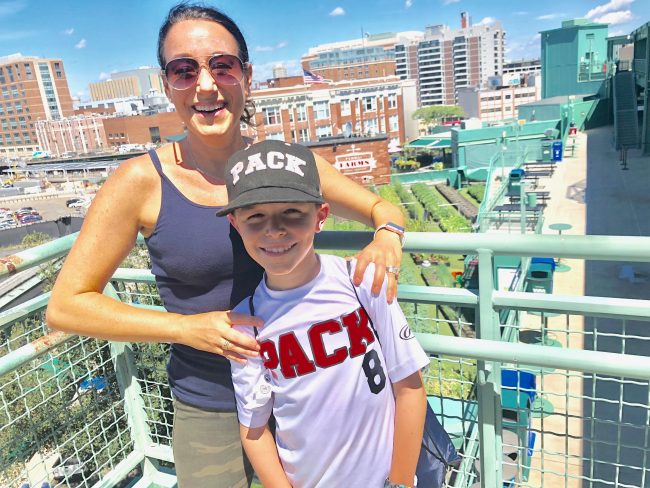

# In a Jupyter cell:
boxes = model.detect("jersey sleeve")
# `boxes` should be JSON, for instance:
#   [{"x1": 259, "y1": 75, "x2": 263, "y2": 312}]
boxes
[
  {"x1": 229, "y1": 300, "x2": 274, "y2": 428},
  {"x1": 351, "y1": 260, "x2": 430, "y2": 383}
]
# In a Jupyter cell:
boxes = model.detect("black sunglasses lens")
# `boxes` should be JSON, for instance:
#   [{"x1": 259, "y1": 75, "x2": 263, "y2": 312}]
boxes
[{"x1": 166, "y1": 58, "x2": 200, "y2": 89}]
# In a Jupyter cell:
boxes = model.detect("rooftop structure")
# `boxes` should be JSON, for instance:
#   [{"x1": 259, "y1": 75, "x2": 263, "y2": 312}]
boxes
[{"x1": 88, "y1": 67, "x2": 164, "y2": 102}]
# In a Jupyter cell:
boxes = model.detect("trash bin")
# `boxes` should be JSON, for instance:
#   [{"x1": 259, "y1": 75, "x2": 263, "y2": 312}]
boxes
[
  {"x1": 552, "y1": 141, "x2": 563, "y2": 161},
  {"x1": 541, "y1": 141, "x2": 552, "y2": 162},
  {"x1": 508, "y1": 168, "x2": 525, "y2": 193},
  {"x1": 526, "y1": 257, "x2": 555, "y2": 293},
  {"x1": 526, "y1": 192, "x2": 537, "y2": 207}
]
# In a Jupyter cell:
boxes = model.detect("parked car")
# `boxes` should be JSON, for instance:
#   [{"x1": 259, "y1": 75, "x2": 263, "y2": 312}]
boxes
[
  {"x1": 66, "y1": 198, "x2": 84, "y2": 207},
  {"x1": 16, "y1": 207, "x2": 33, "y2": 212},
  {"x1": 19, "y1": 214, "x2": 42, "y2": 225},
  {"x1": 67, "y1": 198, "x2": 89, "y2": 208}
]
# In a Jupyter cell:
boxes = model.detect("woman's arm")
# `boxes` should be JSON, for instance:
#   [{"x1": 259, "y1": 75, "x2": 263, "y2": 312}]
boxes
[
  {"x1": 389, "y1": 371, "x2": 427, "y2": 486},
  {"x1": 46, "y1": 154, "x2": 261, "y2": 362},
  {"x1": 240, "y1": 424, "x2": 292, "y2": 488},
  {"x1": 315, "y1": 154, "x2": 405, "y2": 302}
]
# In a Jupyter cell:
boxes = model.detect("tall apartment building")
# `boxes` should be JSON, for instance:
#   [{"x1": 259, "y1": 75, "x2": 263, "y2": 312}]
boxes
[
  {"x1": 301, "y1": 31, "x2": 423, "y2": 82},
  {"x1": 0, "y1": 53, "x2": 73, "y2": 158},
  {"x1": 89, "y1": 67, "x2": 164, "y2": 101},
  {"x1": 503, "y1": 59, "x2": 541, "y2": 76},
  {"x1": 395, "y1": 15, "x2": 505, "y2": 106},
  {"x1": 241, "y1": 76, "x2": 416, "y2": 146}
]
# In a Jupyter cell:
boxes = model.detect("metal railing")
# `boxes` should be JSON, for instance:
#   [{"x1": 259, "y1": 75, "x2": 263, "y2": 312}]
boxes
[{"x1": 1, "y1": 232, "x2": 650, "y2": 487}]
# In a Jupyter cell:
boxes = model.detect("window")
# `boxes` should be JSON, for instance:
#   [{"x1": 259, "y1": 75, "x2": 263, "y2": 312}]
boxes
[
  {"x1": 299, "y1": 128, "x2": 309, "y2": 142},
  {"x1": 314, "y1": 101, "x2": 330, "y2": 120},
  {"x1": 315, "y1": 125, "x2": 332, "y2": 138},
  {"x1": 363, "y1": 96, "x2": 376, "y2": 111},
  {"x1": 388, "y1": 93, "x2": 397, "y2": 109},
  {"x1": 19, "y1": 117, "x2": 26, "y2": 129},
  {"x1": 363, "y1": 118, "x2": 378, "y2": 135},
  {"x1": 288, "y1": 110, "x2": 294, "y2": 123},
  {"x1": 11, "y1": 86, "x2": 18, "y2": 98},
  {"x1": 2, "y1": 88, "x2": 8, "y2": 100},
  {"x1": 0, "y1": 105, "x2": 3, "y2": 115},
  {"x1": 296, "y1": 104, "x2": 306, "y2": 121},
  {"x1": 340, "y1": 99, "x2": 351, "y2": 116},
  {"x1": 263, "y1": 107, "x2": 281, "y2": 125},
  {"x1": 389, "y1": 115, "x2": 399, "y2": 132},
  {"x1": 149, "y1": 126, "x2": 161, "y2": 143},
  {"x1": 24, "y1": 63, "x2": 33, "y2": 80},
  {"x1": 265, "y1": 131, "x2": 284, "y2": 141}
]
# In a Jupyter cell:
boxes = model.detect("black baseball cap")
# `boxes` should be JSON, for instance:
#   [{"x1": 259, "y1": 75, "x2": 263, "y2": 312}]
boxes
[{"x1": 216, "y1": 140, "x2": 325, "y2": 216}]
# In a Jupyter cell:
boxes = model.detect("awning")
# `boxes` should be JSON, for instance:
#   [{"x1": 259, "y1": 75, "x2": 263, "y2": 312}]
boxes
[
  {"x1": 404, "y1": 137, "x2": 452, "y2": 149},
  {"x1": 166, "y1": 133, "x2": 187, "y2": 142}
]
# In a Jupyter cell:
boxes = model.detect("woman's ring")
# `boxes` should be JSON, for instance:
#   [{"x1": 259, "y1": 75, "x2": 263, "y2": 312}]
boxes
[
  {"x1": 222, "y1": 339, "x2": 231, "y2": 351},
  {"x1": 386, "y1": 265, "x2": 401, "y2": 275}
]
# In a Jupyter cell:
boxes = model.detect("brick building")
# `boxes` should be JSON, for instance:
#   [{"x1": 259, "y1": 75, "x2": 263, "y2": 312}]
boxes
[
  {"x1": 102, "y1": 112, "x2": 185, "y2": 147},
  {"x1": 243, "y1": 75, "x2": 415, "y2": 147},
  {"x1": 305, "y1": 135, "x2": 391, "y2": 186},
  {"x1": 0, "y1": 53, "x2": 74, "y2": 158}
]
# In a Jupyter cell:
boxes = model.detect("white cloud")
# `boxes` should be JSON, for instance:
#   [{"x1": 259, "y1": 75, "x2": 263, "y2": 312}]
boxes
[
  {"x1": 476, "y1": 17, "x2": 496, "y2": 26},
  {"x1": 405, "y1": 0, "x2": 413, "y2": 7},
  {"x1": 592, "y1": 10, "x2": 633, "y2": 24},
  {"x1": 609, "y1": 28, "x2": 626, "y2": 36},
  {"x1": 329, "y1": 7, "x2": 345, "y2": 16},
  {"x1": 586, "y1": 0, "x2": 633, "y2": 19},
  {"x1": 64, "y1": 28, "x2": 74, "y2": 35},
  {"x1": 536, "y1": 13, "x2": 565, "y2": 20},
  {"x1": 255, "y1": 41, "x2": 288, "y2": 52},
  {"x1": 75, "y1": 38, "x2": 87, "y2": 49},
  {"x1": 513, "y1": 11, "x2": 528, "y2": 16},
  {"x1": 98, "y1": 72, "x2": 110, "y2": 81},
  {"x1": 0, "y1": 0, "x2": 26, "y2": 17},
  {"x1": 505, "y1": 33, "x2": 541, "y2": 61},
  {"x1": 443, "y1": 0, "x2": 460, "y2": 4}
]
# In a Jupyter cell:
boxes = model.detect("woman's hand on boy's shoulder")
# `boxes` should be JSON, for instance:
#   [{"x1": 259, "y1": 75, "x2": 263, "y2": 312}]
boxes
[
  {"x1": 176, "y1": 311, "x2": 263, "y2": 363},
  {"x1": 351, "y1": 230, "x2": 402, "y2": 303}
]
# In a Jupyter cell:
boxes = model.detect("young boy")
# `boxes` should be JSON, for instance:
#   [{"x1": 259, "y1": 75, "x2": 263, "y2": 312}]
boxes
[{"x1": 218, "y1": 140, "x2": 429, "y2": 488}]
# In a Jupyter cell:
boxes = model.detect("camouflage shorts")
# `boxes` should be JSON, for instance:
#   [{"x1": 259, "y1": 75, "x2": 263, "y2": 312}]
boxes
[{"x1": 172, "y1": 399, "x2": 254, "y2": 488}]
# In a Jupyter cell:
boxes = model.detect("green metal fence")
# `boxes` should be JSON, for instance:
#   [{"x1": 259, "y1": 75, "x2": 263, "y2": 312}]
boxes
[{"x1": 1, "y1": 232, "x2": 650, "y2": 488}]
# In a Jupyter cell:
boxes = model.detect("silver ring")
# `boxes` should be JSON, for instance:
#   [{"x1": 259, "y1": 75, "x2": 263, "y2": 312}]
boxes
[
  {"x1": 386, "y1": 265, "x2": 401, "y2": 275},
  {"x1": 222, "y1": 339, "x2": 231, "y2": 351}
]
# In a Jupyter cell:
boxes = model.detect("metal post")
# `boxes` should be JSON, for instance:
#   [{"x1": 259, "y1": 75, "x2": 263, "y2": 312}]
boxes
[
  {"x1": 476, "y1": 249, "x2": 502, "y2": 488},
  {"x1": 519, "y1": 180, "x2": 526, "y2": 234}
]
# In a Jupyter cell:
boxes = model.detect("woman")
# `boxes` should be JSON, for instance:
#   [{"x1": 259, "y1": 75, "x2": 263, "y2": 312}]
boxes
[{"x1": 46, "y1": 3, "x2": 405, "y2": 487}]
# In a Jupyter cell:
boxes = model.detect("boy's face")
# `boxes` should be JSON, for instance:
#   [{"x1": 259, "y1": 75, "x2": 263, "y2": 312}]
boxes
[{"x1": 228, "y1": 202, "x2": 330, "y2": 289}]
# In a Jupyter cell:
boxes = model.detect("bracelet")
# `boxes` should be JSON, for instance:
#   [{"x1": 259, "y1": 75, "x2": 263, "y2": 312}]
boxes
[{"x1": 374, "y1": 222, "x2": 405, "y2": 248}]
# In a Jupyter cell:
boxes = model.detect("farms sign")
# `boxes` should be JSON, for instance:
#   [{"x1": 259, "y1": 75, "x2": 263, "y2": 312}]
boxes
[{"x1": 334, "y1": 150, "x2": 377, "y2": 175}]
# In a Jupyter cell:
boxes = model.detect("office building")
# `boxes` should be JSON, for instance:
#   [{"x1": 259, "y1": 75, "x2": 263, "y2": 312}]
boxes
[
  {"x1": 0, "y1": 53, "x2": 74, "y2": 158},
  {"x1": 395, "y1": 15, "x2": 506, "y2": 106},
  {"x1": 301, "y1": 31, "x2": 423, "y2": 82},
  {"x1": 89, "y1": 67, "x2": 164, "y2": 101},
  {"x1": 503, "y1": 59, "x2": 541, "y2": 76}
]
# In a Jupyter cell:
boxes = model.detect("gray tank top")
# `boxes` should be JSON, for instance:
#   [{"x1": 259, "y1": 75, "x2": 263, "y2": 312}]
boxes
[{"x1": 144, "y1": 149, "x2": 263, "y2": 410}]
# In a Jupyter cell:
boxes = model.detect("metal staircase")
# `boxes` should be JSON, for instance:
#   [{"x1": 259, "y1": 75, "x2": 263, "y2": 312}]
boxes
[{"x1": 613, "y1": 70, "x2": 640, "y2": 149}]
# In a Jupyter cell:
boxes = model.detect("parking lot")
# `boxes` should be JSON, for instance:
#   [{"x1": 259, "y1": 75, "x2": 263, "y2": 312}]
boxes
[{"x1": 2, "y1": 195, "x2": 89, "y2": 222}]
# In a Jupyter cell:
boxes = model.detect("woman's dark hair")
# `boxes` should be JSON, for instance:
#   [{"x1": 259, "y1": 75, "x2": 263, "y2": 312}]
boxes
[{"x1": 158, "y1": 2, "x2": 255, "y2": 124}]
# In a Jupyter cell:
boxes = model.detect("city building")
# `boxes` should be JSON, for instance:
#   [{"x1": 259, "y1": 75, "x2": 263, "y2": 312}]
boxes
[
  {"x1": 457, "y1": 76, "x2": 541, "y2": 122},
  {"x1": 88, "y1": 67, "x2": 164, "y2": 101},
  {"x1": 241, "y1": 75, "x2": 417, "y2": 147},
  {"x1": 540, "y1": 19, "x2": 609, "y2": 98},
  {"x1": 395, "y1": 14, "x2": 506, "y2": 106},
  {"x1": 35, "y1": 115, "x2": 109, "y2": 156},
  {"x1": 0, "y1": 53, "x2": 74, "y2": 158},
  {"x1": 301, "y1": 31, "x2": 423, "y2": 82},
  {"x1": 102, "y1": 112, "x2": 184, "y2": 147},
  {"x1": 502, "y1": 59, "x2": 541, "y2": 76}
]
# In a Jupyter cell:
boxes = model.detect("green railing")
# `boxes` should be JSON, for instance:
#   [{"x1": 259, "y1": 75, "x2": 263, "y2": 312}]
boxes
[{"x1": 1, "y1": 232, "x2": 650, "y2": 488}]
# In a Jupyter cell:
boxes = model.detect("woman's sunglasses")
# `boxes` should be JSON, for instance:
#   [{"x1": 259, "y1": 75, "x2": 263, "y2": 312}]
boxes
[{"x1": 163, "y1": 54, "x2": 247, "y2": 90}]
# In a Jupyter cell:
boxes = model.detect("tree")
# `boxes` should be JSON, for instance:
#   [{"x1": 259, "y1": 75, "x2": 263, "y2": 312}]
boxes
[{"x1": 412, "y1": 105, "x2": 465, "y2": 125}]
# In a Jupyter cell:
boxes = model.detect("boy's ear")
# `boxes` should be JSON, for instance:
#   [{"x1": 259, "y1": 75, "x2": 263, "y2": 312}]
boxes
[
  {"x1": 315, "y1": 203, "x2": 330, "y2": 233},
  {"x1": 227, "y1": 213, "x2": 239, "y2": 231}
]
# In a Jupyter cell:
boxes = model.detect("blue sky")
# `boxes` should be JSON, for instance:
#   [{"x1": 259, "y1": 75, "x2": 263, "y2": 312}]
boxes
[{"x1": 1, "y1": 0, "x2": 648, "y2": 101}]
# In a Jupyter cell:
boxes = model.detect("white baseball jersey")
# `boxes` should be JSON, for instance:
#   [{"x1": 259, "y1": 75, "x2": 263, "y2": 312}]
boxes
[{"x1": 230, "y1": 254, "x2": 429, "y2": 488}]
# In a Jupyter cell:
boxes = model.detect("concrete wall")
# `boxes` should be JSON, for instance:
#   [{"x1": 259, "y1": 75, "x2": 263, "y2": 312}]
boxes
[{"x1": 0, "y1": 217, "x2": 83, "y2": 248}]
